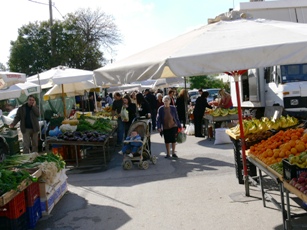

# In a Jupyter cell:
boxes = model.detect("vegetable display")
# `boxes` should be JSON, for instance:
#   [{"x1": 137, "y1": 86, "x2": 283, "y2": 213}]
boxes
[
  {"x1": 0, "y1": 153, "x2": 66, "y2": 195},
  {"x1": 76, "y1": 116, "x2": 113, "y2": 133},
  {"x1": 0, "y1": 169, "x2": 31, "y2": 196}
]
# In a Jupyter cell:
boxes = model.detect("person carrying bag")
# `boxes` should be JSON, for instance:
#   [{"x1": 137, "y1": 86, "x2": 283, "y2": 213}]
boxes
[{"x1": 121, "y1": 106, "x2": 129, "y2": 122}]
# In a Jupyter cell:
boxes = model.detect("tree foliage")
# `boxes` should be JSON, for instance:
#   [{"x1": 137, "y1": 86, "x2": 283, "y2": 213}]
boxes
[
  {"x1": 189, "y1": 75, "x2": 227, "y2": 90},
  {"x1": 8, "y1": 8, "x2": 121, "y2": 76}
]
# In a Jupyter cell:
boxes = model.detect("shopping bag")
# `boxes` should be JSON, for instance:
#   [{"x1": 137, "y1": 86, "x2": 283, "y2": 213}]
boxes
[
  {"x1": 176, "y1": 131, "x2": 187, "y2": 144},
  {"x1": 185, "y1": 123, "x2": 195, "y2": 135},
  {"x1": 121, "y1": 106, "x2": 129, "y2": 122}
]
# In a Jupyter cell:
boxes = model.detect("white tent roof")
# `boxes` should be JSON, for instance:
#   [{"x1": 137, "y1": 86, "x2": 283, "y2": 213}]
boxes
[
  {"x1": 0, "y1": 82, "x2": 41, "y2": 100},
  {"x1": 94, "y1": 17, "x2": 307, "y2": 84}
]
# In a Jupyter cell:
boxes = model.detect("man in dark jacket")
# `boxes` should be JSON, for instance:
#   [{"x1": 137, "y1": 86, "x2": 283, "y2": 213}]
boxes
[
  {"x1": 9, "y1": 95, "x2": 40, "y2": 153},
  {"x1": 193, "y1": 91, "x2": 212, "y2": 137},
  {"x1": 144, "y1": 89, "x2": 157, "y2": 130}
]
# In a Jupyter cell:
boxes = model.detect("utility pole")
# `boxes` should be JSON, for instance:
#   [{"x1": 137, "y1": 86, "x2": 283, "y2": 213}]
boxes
[{"x1": 49, "y1": 0, "x2": 55, "y2": 59}]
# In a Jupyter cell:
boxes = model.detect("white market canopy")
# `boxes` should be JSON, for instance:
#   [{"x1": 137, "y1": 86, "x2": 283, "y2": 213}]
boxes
[
  {"x1": 94, "y1": 16, "x2": 307, "y2": 84},
  {"x1": 107, "y1": 84, "x2": 142, "y2": 93},
  {"x1": 43, "y1": 80, "x2": 100, "y2": 101},
  {"x1": 27, "y1": 66, "x2": 94, "y2": 89},
  {"x1": 0, "y1": 72, "x2": 27, "y2": 90},
  {"x1": 0, "y1": 82, "x2": 41, "y2": 100},
  {"x1": 132, "y1": 77, "x2": 185, "y2": 90}
]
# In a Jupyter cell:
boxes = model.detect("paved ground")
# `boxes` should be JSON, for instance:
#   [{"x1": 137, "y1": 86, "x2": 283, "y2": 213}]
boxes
[{"x1": 35, "y1": 131, "x2": 307, "y2": 230}]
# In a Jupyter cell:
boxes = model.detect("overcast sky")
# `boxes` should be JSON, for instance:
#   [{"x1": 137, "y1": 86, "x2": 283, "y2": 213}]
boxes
[{"x1": 1, "y1": 0, "x2": 253, "y2": 68}]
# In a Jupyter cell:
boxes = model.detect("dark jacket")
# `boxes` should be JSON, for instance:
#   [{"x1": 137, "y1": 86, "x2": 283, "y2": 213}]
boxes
[
  {"x1": 156, "y1": 105, "x2": 182, "y2": 130},
  {"x1": 138, "y1": 100, "x2": 151, "y2": 117},
  {"x1": 175, "y1": 96, "x2": 186, "y2": 121},
  {"x1": 126, "y1": 103, "x2": 137, "y2": 124},
  {"x1": 145, "y1": 93, "x2": 157, "y2": 112},
  {"x1": 193, "y1": 96, "x2": 212, "y2": 118},
  {"x1": 12, "y1": 103, "x2": 40, "y2": 133}
]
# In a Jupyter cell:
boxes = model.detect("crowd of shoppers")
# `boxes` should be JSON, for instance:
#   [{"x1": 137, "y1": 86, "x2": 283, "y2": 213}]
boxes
[{"x1": 108, "y1": 87, "x2": 228, "y2": 158}]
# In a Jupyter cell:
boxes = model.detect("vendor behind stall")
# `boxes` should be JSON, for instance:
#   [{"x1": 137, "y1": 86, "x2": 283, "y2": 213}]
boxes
[{"x1": 218, "y1": 89, "x2": 233, "y2": 109}]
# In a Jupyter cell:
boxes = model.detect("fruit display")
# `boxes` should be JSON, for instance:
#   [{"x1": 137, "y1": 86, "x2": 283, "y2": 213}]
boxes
[
  {"x1": 289, "y1": 151, "x2": 307, "y2": 168},
  {"x1": 245, "y1": 131, "x2": 273, "y2": 142},
  {"x1": 270, "y1": 161, "x2": 283, "y2": 175},
  {"x1": 207, "y1": 107, "x2": 238, "y2": 116},
  {"x1": 95, "y1": 105, "x2": 113, "y2": 118},
  {"x1": 269, "y1": 151, "x2": 307, "y2": 176},
  {"x1": 289, "y1": 172, "x2": 307, "y2": 194},
  {"x1": 249, "y1": 128, "x2": 306, "y2": 165},
  {"x1": 229, "y1": 115, "x2": 299, "y2": 136}
]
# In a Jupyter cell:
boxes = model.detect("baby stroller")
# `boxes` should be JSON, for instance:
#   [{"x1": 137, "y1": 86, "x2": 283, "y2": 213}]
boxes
[{"x1": 122, "y1": 117, "x2": 157, "y2": 170}]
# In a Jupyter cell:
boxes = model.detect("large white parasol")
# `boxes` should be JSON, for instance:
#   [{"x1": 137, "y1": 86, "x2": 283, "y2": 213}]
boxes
[
  {"x1": 93, "y1": 14, "x2": 307, "y2": 195},
  {"x1": 0, "y1": 72, "x2": 27, "y2": 90}
]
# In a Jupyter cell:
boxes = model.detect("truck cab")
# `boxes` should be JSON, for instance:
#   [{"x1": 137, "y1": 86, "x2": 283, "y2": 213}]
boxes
[{"x1": 231, "y1": 63, "x2": 307, "y2": 118}]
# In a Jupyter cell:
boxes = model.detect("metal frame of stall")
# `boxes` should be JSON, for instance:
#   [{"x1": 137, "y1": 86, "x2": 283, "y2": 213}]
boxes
[{"x1": 45, "y1": 128, "x2": 116, "y2": 168}]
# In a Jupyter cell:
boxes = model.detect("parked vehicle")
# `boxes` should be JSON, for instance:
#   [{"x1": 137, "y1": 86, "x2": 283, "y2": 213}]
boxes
[
  {"x1": 230, "y1": 63, "x2": 307, "y2": 118},
  {"x1": 188, "y1": 88, "x2": 220, "y2": 104}
]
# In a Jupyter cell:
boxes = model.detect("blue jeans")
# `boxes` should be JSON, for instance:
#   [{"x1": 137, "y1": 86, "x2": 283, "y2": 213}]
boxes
[
  {"x1": 117, "y1": 118, "x2": 125, "y2": 145},
  {"x1": 122, "y1": 144, "x2": 139, "y2": 154}
]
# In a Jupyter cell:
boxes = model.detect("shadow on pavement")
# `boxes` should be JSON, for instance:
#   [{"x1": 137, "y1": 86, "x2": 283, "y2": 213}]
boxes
[{"x1": 35, "y1": 191, "x2": 131, "y2": 230}]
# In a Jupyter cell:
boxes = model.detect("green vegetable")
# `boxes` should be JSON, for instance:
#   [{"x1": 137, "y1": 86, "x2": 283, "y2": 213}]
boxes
[
  {"x1": 33, "y1": 153, "x2": 65, "y2": 171},
  {"x1": 0, "y1": 169, "x2": 31, "y2": 195}
]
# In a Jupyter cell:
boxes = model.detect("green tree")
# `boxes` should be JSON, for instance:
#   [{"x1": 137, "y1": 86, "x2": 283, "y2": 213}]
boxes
[
  {"x1": 8, "y1": 8, "x2": 121, "y2": 76},
  {"x1": 189, "y1": 75, "x2": 226, "y2": 89}
]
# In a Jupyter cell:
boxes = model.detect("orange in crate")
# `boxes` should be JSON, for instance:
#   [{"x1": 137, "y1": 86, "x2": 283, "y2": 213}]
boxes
[{"x1": 52, "y1": 146, "x2": 66, "y2": 160}]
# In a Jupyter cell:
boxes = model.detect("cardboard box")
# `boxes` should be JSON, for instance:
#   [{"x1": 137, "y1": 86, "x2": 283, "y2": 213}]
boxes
[{"x1": 40, "y1": 179, "x2": 67, "y2": 215}]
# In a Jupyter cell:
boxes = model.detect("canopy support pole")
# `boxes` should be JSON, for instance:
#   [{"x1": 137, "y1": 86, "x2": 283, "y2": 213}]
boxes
[
  {"x1": 61, "y1": 84, "x2": 67, "y2": 117},
  {"x1": 233, "y1": 73, "x2": 249, "y2": 196}
]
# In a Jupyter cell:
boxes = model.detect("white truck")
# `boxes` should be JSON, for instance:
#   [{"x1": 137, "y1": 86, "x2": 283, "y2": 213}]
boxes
[{"x1": 230, "y1": 0, "x2": 307, "y2": 118}]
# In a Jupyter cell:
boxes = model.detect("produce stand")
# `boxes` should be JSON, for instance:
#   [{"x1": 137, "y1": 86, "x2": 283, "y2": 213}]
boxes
[
  {"x1": 203, "y1": 114, "x2": 238, "y2": 139},
  {"x1": 247, "y1": 153, "x2": 307, "y2": 230},
  {"x1": 45, "y1": 127, "x2": 116, "y2": 168},
  {"x1": 226, "y1": 129, "x2": 257, "y2": 184},
  {"x1": 0, "y1": 168, "x2": 42, "y2": 206}
]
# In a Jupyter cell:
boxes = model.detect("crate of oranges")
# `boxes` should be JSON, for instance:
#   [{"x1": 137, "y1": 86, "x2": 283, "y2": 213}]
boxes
[{"x1": 249, "y1": 128, "x2": 307, "y2": 166}]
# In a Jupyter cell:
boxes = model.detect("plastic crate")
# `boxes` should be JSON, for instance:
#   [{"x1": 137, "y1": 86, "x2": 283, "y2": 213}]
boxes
[
  {"x1": 25, "y1": 182, "x2": 40, "y2": 207},
  {"x1": 26, "y1": 197, "x2": 42, "y2": 229},
  {"x1": 283, "y1": 159, "x2": 307, "y2": 181},
  {"x1": 0, "y1": 212, "x2": 27, "y2": 230},
  {"x1": 0, "y1": 191, "x2": 26, "y2": 219}
]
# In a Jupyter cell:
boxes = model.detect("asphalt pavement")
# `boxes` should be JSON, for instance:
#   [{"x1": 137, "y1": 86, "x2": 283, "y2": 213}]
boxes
[{"x1": 34, "y1": 131, "x2": 306, "y2": 230}]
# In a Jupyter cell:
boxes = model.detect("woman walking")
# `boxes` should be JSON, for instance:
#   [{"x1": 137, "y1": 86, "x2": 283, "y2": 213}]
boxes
[{"x1": 156, "y1": 95, "x2": 182, "y2": 159}]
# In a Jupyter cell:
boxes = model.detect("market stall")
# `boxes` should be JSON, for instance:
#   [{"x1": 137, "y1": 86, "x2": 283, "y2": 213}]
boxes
[
  {"x1": 226, "y1": 114, "x2": 307, "y2": 229},
  {"x1": 45, "y1": 114, "x2": 117, "y2": 168},
  {"x1": 0, "y1": 153, "x2": 67, "y2": 229},
  {"x1": 202, "y1": 107, "x2": 238, "y2": 139}
]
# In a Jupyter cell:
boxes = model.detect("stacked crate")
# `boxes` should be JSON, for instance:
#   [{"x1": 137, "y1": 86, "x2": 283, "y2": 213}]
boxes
[
  {"x1": 25, "y1": 182, "x2": 42, "y2": 229},
  {"x1": 0, "y1": 191, "x2": 27, "y2": 230}
]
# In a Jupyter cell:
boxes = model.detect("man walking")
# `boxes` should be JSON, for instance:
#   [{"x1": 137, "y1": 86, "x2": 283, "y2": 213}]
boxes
[{"x1": 9, "y1": 95, "x2": 40, "y2": 153}]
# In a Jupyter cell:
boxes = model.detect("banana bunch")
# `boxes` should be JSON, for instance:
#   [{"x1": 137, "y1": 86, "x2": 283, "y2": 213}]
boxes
[
  {"x1": 210, "y1": 108, "x2": 221, "y2": 116},
  {"x1": 229, "y1": 115, "x2": 299, "y2": 136},
  {"x1": 103, "y1": 106, "x2": 112, "y2": 112},
  {"x1": 228, "y1": 108, "x2": 238, "y2": 114},
  {"x1": 209, "y1": 107, "x2": 238, "y2": 117}
]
